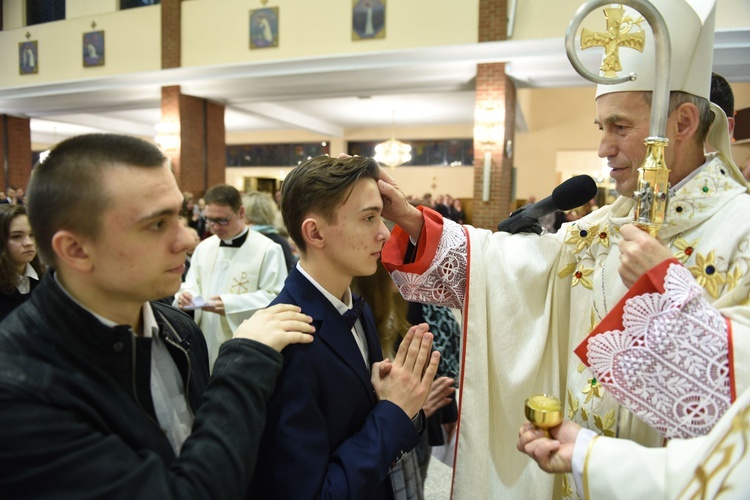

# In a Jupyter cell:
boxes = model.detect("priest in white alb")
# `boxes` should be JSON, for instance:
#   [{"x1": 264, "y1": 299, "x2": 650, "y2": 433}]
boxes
[
  {"x1": 176, "y1": 185, "x2": 286, "y2": 371},
  {"x1": 380, "y1": 0, "x2": 750, "y2": 498}
]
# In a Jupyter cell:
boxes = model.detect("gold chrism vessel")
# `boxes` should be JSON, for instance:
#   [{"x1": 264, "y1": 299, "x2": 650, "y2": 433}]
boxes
[{"x1": 525, "y1": 394, "x2": 563, "y2": 438}]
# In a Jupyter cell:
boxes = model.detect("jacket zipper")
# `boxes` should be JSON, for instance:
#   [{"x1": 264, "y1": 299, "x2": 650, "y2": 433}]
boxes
[
  {"x1": 157, "y1": 312, "x2": 195, "y2": 419},
  {"x1": 129, "y1": 328, "x2": 160, "y2": 428}
]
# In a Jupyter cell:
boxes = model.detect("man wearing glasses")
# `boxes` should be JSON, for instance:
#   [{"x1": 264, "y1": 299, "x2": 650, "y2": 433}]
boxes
[{"x1": 176, "y1": 184, "x2": 287, "y2": 370}]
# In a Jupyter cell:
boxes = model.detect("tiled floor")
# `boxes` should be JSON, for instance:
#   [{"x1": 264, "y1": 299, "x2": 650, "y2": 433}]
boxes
[{"x1": 423, "y1": 455, "x2": 452, "y2": 500}]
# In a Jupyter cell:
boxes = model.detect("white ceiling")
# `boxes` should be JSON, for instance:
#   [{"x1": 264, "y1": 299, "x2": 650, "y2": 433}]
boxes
[{"x1": 1, "y1": 31, "x2": 748, "y2": 145}]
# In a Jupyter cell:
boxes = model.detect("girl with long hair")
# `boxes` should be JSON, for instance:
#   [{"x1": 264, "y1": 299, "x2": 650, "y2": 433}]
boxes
[{"x1": 0, "y1": 204, "x2": 44, "y2": 321}]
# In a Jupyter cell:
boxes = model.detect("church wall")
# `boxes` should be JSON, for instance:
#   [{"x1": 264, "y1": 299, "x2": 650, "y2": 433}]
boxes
[
  {"x1": 0, "y1": 5, "x2": 161, "y2": 86},
  {"x1": 2, "y1": 0, "x2": 23, "y2": 29},
  {"x1": 67, "y1": 0, "x2": 119, "y2": 19},
  {"x1": 181, "y1": 0, "x2": 479, "y2": 67},
  {"x1": 513, "y1": 86, "x2": 598, "y2": 200}
]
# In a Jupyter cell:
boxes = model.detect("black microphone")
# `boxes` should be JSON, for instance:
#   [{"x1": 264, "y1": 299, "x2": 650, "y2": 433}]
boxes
[{"x1": 497, "y1": 175, "x2": 598, "y2": 234}]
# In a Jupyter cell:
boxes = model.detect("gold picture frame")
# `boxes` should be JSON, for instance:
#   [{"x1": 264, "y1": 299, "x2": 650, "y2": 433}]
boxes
[
  {"x1": 250, "y1": 7, "x2": 279, "y2": 49},
  {"x1": 19, "y1": 41, "x2": 38, "y2": 75},
  {"x1": 83, "y1": 31, "x2": 105, "y2": 67}
]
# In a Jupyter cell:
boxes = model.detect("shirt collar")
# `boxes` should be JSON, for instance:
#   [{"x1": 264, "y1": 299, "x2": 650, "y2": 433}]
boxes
[
  {"x1": 54, "y1": 272, "x2": 157, "y2": 337},
  {"x1": 221, "y1": 226, "x2": 249, "y2": 246},
  {"x1": 22, "y1": 263, "x2": 38, "y2": 280},
  {"x1": 295, "y1": 262, "x2": 353, "y2": 315}
]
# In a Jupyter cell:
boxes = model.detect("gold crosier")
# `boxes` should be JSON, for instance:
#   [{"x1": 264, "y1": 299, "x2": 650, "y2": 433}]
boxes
[
  {"x1": 520, "y1": 0, "x2": 674, "y2": 446},
  {"x1": 568, "y1": 1, "x2": 672, "y2": 237}
]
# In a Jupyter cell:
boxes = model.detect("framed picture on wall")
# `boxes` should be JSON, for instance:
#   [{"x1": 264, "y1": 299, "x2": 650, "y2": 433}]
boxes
[
  {"x1": 83, "y1": 31, "x2": 105, "y2": 67},
  {"x1": 352, "y1": 0, "x2": 385, "y2": 41},
  {"x1": 19, "y1": 41, "x2": 38, "y2": 75},
  {"x1": 250, "y1": 7, "x2": 279, "y2": 49}
]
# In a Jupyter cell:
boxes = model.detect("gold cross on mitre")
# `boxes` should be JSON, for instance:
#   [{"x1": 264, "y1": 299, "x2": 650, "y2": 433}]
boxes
[{"x1": 580, "y1": 5, "x2": 646, "y2": 78}]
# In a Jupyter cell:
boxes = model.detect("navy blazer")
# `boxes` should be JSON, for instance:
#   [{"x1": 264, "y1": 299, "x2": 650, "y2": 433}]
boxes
[{"x1": 248, "y1": 267, "x2": 420, "y2": 500}]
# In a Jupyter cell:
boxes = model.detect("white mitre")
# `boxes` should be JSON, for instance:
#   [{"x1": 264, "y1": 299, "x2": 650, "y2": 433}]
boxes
[
  {"x1": 590, "y1": 0, "x2": 743, "y2": 183},
  {"x1": 593, "y1": 0, "x2": 714, "y2": 100}
]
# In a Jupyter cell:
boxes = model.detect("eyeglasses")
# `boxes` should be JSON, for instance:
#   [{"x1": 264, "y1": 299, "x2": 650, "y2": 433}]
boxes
[{"x1": 205, "y1": 213, "x2": 235, "y2": 226}]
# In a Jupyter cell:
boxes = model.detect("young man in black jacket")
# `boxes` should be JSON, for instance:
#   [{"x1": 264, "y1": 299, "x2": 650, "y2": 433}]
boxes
[{"x1": 0, "y1": 134, "x2": 314, "y2": 498}]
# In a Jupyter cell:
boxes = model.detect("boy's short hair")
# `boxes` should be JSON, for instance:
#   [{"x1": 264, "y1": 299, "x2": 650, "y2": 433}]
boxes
[
  {"x1": 280, "y1": 155, "x2": 379, "y2": 253},
  {"x1": 27, "y1": 134, "x2": 165, "y2": 266},
  {"x1": 204, "y1": 184, "x2": 242, "y2": 211}
]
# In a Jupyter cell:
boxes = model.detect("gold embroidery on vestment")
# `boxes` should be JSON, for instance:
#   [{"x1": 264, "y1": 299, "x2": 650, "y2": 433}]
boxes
[
  {"x1": 689, "y1": 251, "x2": 726, "y2": 298},
  {"x1": 230, "y1": 272, "x2": 250, "y2": 294}
]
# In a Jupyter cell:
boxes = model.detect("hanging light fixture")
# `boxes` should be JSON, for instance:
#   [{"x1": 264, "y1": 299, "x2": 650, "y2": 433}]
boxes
[
  {"x1": 474, "y1": 102, "x2": 505, "y2": 202},
  {"x1": 154, "y1": 121, "x2": 181, "y2": 153},
  {"x1": 374, "y1": 111, "x2": 411, "y2": 169}
]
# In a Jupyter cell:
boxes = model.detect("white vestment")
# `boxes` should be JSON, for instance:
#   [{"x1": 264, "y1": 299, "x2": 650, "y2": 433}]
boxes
[
  {"x1": 584, "y1": 384, "x2": 750, "y2": 499},
  {"x1": 383, "y1": 154, "x2": 750, "y2": 499},
  {"x1": 176, "y1": 231, "x2": 286, "y2": 370}
]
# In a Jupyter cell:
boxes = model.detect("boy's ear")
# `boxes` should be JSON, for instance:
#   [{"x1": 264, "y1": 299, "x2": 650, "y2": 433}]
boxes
[
  {"x1": 301, "y1": 216, "x2": 325, "y2": 249},
  {"x1": 51, "y1": 230, "x2": 94, "y2": 272}
]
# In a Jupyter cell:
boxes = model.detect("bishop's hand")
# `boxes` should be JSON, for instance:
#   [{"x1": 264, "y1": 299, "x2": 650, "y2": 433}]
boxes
[
  {"x1": 618, "y1": 224, "x2": 673, "y2": 288},
  {"x1": 516, "y1": 420, "x2": 580, "y2": 474}
]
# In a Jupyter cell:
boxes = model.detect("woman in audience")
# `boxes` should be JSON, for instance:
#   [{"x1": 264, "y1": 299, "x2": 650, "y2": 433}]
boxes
[
  {"x1": 451, "y1": 198, "x2": 466, "y2": 224},
  {"x1": 0, "y1": 205, "x2": 44, "y2": 321},
  {"x1": 243, "y1": 190, "x2": 297, "y2": 271}
]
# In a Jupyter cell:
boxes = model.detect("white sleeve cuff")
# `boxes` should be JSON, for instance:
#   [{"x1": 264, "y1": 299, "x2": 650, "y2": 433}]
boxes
[{"x1": 572, "y1": 428, "x2": 597, "y2": 500}]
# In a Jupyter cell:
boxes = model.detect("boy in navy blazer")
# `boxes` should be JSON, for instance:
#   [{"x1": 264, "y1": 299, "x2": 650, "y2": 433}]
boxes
[{"x1": 249, "y1": 155, "x2": 440, "y2": 499}]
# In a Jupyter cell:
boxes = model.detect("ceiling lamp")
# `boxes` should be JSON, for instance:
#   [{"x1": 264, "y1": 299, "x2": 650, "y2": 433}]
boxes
[
  {"x1": 374, "y1": 111, "x2": 411, "y2": 169},
  {"x1": 154, "y1": 121, "x2": 181, "y2": 153}
]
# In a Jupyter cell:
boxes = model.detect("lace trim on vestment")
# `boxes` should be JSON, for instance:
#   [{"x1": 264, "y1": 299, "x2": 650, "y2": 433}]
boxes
[
  {"x1": 586, "y1": 263, "x2": 731, "y2": 439},
  {"x1": 390, "y1": 219, "x2": 467, "y2": 310}
]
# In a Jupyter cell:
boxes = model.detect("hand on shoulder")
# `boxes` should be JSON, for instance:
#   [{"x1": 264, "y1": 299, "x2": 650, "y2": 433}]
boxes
[{"x1": 234, "y1": 304, "x2": 315, "y2": 352}]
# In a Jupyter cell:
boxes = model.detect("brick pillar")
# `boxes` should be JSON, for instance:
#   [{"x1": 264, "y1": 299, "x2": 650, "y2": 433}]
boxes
[
  {"x1": 161, "y1": 86, "x2": 225, "y2": 197},
  {"x1": 160, "y1": 1, "x2": 225, "y2": 197},
  {"x1": 204, "y1": 100, "x2": 227, "y2": 190},
  {"x1": 161, "y1": 0, "x2": 181, "y2": 69},
  {"x1": 0, "y1": 115, "x2": 32, "y2": 193},
  {"x1": 472, "y1": 0, "x2": 515, "y2": 231}
]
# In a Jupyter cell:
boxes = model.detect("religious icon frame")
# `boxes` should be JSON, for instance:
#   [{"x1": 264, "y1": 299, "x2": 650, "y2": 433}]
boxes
[
  {"x1": 19, "y1": 41, "x2": 39, "y2": 75},
  {"x1": 352, "y1": 0, "x2": 386, "y2": 41},
  {"x1": 83, "y1": 30, "x2": 106, "y2": 67},
  {"x1": 250, "y1": 7, "x2": 279, "y2": 50}
]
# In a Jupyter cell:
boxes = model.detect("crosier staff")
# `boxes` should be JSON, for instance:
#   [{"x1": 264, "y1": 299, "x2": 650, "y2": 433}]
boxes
[
  {"x1": 522, "y1": 0, "x2": 675, "y2": 437},
  {"x1": 566, "y1": 0, "x2": 672, "y2": 237}
]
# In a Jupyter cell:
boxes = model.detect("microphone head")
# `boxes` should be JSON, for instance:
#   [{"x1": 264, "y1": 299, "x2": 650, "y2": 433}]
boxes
[{"x1": 551, "y1": 175, "x2": 598, "y2": 211}]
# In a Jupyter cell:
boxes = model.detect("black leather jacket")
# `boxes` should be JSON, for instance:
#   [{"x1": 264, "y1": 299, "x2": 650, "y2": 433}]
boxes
[{"x1": 0, "y1": 273, "x2": 282, "y2": 499}]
